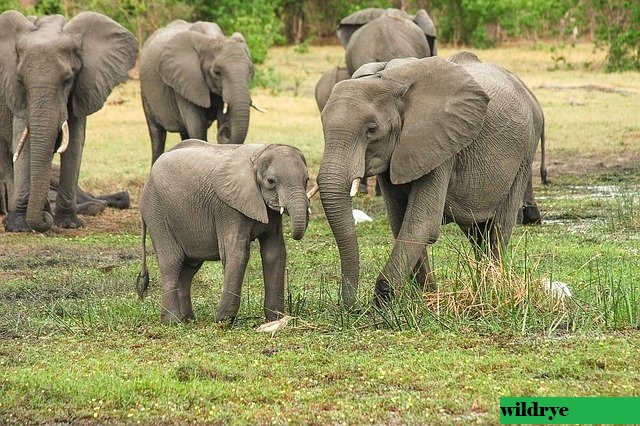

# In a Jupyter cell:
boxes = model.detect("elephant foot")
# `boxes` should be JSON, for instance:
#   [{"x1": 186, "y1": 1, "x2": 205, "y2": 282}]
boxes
[
  {"x1": 95, "y1": 191, "x2": 131, "y2": 210},
  {"x1": 2, "y1": 211, "x2": 32, "y2": 232},
  {"x1": 521, "y1": 205, "x2": 542, "y2": 225},
  {"x1": 160, "y1": 310, "x2": 195, "y2": 325},
  {"x1": 373, "y1": 278, "x2": 394, "y2": 308},
  {"x1": 77, "y1": 200, "x2": 108, "y2": 216},
  {"x1": 54, "y1": 212, "x2": 85, "y2": 229}
]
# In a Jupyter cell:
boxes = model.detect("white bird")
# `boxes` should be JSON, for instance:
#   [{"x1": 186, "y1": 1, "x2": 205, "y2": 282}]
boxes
[
  {"x1": 256, "y1": 315, "x2": 294, "y2": 338},
  {"x1": 542, "y1": 279, "x2": 572, "y2": 299},
  {"x1": 352, "y1": 209, "x2": 373, "y2": 224}
]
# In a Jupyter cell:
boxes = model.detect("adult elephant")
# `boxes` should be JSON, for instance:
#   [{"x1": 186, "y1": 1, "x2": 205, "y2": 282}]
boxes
[
  {"x1": 317, "y1": 53, "x2": 545, "y2": 309},
  {"x1": 337, "y1": 8, "x2": 437, "y2": 75},
  {"x1": 0, "y1": 11, "x2": 137, "y2": 232},
  {"x1": 140, "y1": 20, "x2": 256, "y2": 164}
]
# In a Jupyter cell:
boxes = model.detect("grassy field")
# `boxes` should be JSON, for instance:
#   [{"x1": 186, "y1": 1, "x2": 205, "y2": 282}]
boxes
[{"x1": 1, "y1": 43, "x2": 640, "y2": 424}]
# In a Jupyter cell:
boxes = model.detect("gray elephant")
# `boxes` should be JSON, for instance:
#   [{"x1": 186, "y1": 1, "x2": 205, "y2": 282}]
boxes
[
  {"x1": 136, "y1": 140, "x2": 310, "y2": 324},
  {"x1": 0, "y1": 11, "x2": 137, "y2": 232},
  {"x1": 337, "y1": 8, "x2": 437, "y2": 75},
  {"x1": 316, "y1": 53, "x2": 545, "y2": 308},
  {"x1": 140, "y1": 20, "x2": 256, "y2": 164}
]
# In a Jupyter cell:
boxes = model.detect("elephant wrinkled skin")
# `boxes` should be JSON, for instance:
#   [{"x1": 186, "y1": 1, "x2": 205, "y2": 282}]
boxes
[
  {"x1": 140, "y1": 20, "x2": 255, "y2": 163},
  {"x1": 318, "y1": 53, "x2": 546, "y2": 308},
  {"x1": 137, "y1": 140, "x2": 310, "y2": 324},
  {"x1": 0, "y1": 11, "x2": 137, "y2": 232}
]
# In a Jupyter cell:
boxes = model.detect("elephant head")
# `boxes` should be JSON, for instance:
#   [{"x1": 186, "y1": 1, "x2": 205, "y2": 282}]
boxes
[
  {"x1": 0, "y1": 11, "x2": 137, "y2": 232},
  {"x1": 211, "y1": 144, "x2": 310, "y2": 240},
  {"x1": 318, "y1": 57, "x2": 488, "y2": 308},
  {"x1": 158, "y1": 24, "x2": 254, "y2": 145}
]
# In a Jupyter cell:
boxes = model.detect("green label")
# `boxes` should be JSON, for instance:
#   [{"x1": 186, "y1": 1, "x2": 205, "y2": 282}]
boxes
[{"x1": 500, "y1": 397, "x2": 640, "y2": 424}]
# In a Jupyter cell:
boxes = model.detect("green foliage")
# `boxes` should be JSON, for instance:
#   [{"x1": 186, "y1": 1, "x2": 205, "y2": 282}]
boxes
[
  {"x1": 188, "y1": 0, "x2": 284, "y2": 64},
  {"x1": 592, "y1": 0, "x2": 640, "y2": 71}
]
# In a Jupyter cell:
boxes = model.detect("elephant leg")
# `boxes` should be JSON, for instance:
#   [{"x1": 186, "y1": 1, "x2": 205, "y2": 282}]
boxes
[
  {"x1": 0, "y1": 183, "x2": 7, "y2": 215},
  {"x1": 176, "y1": 95, "x2": 209, "y2": 141},
  {"x1": 94, "y1": 191, "x2": 130, "y2": 210},
  {"x1": 4, "y1": 118, "x2": 31, "y2": 231},
  {"x1": 521, "y1": 173, "x2": 542, "y2": 225},
  {"x1": 143, "y1": 96, "x2": 168, "y2": 164},
  {"x1": 259, "y1": 229, "x2": 286, "y2": 322},
  {"x1": 175, "y1": 259, "x2": 203, "y2": 323},
  {"x1": 54, "y1": 116, "x2": 85, "y2": 229},
  {"x1": 215, "y1": 236, "x2": 251, "y2": 322},
  {"x1": 375, "y1": 171, "x2": 446, "y2": 305},
  {"x1": 461, "y1": 219, "x2": 499, "y2": 261}
]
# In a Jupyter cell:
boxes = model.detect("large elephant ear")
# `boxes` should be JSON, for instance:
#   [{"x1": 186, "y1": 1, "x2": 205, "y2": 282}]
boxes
[
  {"x1": 380, "y1": 57, "x2": 489, "y2": 185},
  {"x1": 158, "y1": 31, "x2": 212, "y2": 108},
  {"x1": 0, "y1": 11, "x2": 36, "y2": 115},
  {"x1": 413, "y1": 9, "x2": 437, "y2": 55},
  {"x1": 336, "y1": 8, "x2": 386, "y2": 48},
  {"x1": 211, "y1": 145, "x2": 269, "y2": 223},
  {"x1": 64, "y1": 12, "x2": 138, "y2": 117}
]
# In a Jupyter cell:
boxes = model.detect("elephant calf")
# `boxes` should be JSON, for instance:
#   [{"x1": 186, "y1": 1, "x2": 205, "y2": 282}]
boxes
[{"x1": 136, "y1": 140, "x2": 310, "y2": 324}]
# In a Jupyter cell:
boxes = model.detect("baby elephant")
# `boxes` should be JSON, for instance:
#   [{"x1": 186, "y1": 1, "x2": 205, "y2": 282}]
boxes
[{"x1": 136, "y1": 140, "x2": 310, "y2": 324}]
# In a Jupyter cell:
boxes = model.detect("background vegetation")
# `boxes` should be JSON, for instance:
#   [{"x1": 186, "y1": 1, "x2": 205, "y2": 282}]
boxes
[
  {"x1": 1, "y1": 42, "x2": 639, "y2": 423},
  {"x1": 1, "y1": 0, "x2": 638, "y2": 70}
]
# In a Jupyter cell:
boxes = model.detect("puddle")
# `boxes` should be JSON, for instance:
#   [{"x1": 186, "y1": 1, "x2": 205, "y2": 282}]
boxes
[{"x1": 538, "y1": 185, "x2": 640, "y2": 200}]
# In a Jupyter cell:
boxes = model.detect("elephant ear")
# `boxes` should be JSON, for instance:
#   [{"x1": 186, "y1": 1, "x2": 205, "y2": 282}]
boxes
[
  {"x1": 336, "y1": 8, "x2": 386, "y2": 48},
  {"x1": 211, "y1": 145, "x2": 269, "y2": 223},
  {"x1": 380, "y1": 57, "x2": 489, "y2": 185},
  {"x1": 64, "y1": 12, "x2": 138, "y2": 117},
  {"x1": 352, "y1": 61, "x2": 387, "y2": 79},
  {"x1": 413, "y1": 10, "x2": 437, "y2": 55},
  {"x1": 158, "y1": 31, "x2": 212, "y2": 108},
  {"x1": 0, "y1": 11, "x2": 36, "y2": 116}
]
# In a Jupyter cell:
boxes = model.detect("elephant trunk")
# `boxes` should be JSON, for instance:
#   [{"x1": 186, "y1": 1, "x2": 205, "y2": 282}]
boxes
[
  {"x1": 285, "y1": 188, "x2": 309, "y2": 241},
  {"x1": 26, "y1": 116, "x2": 58, "y2": 232},
  {"x1": 318, "y1": 164, "x2": 360, "y2": 309},
  {"x1": 223, "y1": 82, "x2": 251, "y2": 145}
]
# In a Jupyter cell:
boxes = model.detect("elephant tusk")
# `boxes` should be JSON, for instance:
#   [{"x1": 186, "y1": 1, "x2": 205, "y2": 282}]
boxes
[
  {"x1": 308, "y1": 207, "x2": 312, "y2": 214},
  {"x1": 251, "y1": 103, "x2": 268, "y2": 113},
  {"x1": 350, "y1": 178, "x2": 361, "y2": 197},
  {"x1": 223, "y1": 103, "x2": 228, "y2": 114},
  {"x1": 12, "y1": 127, "x2": 29, "y2": 163},
  {"x1": 306, "y1": 184, "x2": 319, "y2": 199},
  {"x1": 280, "y1": 206, "x2": 285, "y2": 215},
  {"x1": 56, "y1": 121, "x2": 69, "y2": 154}
]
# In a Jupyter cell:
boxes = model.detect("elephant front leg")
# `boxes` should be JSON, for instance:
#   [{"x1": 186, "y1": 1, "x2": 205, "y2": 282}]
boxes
[
  {"x1": 215, "y1": 237, "x2": 251, "y2": 322},
  {"x1": 259, "y1": 230, "x2": 286, "y2": 322},
  {"x1": 54, "y1": 116, "x2": 85, "y2": 229},
  {"x1": 375, "y1": 169, "x2": 450, "y2": 305}
]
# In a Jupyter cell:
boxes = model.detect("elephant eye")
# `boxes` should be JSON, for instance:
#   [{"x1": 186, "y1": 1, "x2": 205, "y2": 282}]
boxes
[
  {"x1": 365, "y1": 123, "x2": 378, "y2": 138},
  {"x1": 266, "y1": 177, "x2": 276, "y2": 187}
]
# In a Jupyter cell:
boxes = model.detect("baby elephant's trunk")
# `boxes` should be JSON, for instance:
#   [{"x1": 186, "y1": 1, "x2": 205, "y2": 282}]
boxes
[{"x1": 136, "y1": 219, "x2": 150, "y2": 300}]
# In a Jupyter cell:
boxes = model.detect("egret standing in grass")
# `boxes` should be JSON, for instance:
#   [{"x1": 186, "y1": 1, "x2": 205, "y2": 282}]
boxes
[{"x1": 256, "y1": 315, "x2": 294, "y2": 338}]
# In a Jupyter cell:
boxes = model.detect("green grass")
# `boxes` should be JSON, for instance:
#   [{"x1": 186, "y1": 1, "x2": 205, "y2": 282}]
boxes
[{"x1": 1, "y1": 43, "x2": 640, "y2": 424}]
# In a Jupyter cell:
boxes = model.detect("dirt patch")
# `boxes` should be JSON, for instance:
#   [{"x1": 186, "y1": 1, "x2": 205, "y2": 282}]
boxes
[{"x1": 534, "y1": 152, "x2": 640, "y2": 184}]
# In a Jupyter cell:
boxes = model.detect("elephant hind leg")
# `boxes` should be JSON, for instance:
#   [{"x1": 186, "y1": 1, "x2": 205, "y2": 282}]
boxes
[
  {"x1": 176, "y1": 259, "x2": 203, "y2": 323},
  {"x1": 462, "y1": 220, "x2": 501, "y2": 261}
]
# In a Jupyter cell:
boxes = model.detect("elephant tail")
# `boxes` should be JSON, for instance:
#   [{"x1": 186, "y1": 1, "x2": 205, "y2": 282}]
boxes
[
  {"x1": 136, "y1": 218, "x2": 150, "y2": 300},
  {"x1": 539, "y1": 121, "x2": 548, "y2": 185}
]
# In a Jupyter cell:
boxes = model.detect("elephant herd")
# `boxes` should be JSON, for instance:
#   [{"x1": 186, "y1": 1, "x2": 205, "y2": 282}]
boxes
[{"x1": 0, "y1": 8, "x2": 547, "y2": 324}]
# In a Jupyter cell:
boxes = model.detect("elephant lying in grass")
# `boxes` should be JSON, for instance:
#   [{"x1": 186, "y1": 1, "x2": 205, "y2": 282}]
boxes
[
  {"x1": 136, "y1": 140, "x2": 310, "y2": 324},
  {"x1": 317, "y1": 53, "x2": 546, "y2": 308}
]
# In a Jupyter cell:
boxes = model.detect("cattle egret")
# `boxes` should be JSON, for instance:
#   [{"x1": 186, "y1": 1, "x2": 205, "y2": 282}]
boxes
[{"x1": 256, "y1": 315, "x2": 294, "y2": 337}]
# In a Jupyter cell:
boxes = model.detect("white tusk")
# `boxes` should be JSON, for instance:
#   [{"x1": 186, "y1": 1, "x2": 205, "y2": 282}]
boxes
[
  {"x1": 280, "y1": 207, "x2": 285, "y2": 215},
  {"x1": 12, "y1": 127, "x2": 29, "y2": 163},
  {"x1": 56, "y1": 121, "x2": 69, "y2": 154},
  {"x1": 350, "y1": 178, "x2": 361, "y2": 197},
  {"x1": 308, "y1": 207, "x2": 311, "y2": 214},
  {"x1": 223, "y1": 103, "x2": 228, "y2": 114},
  {"x1": 306, "y1": 184, "x2": 319, "y2": 199},
  {"x1": 251, "y1": 103, "x2": 267, "y2": 113}
]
